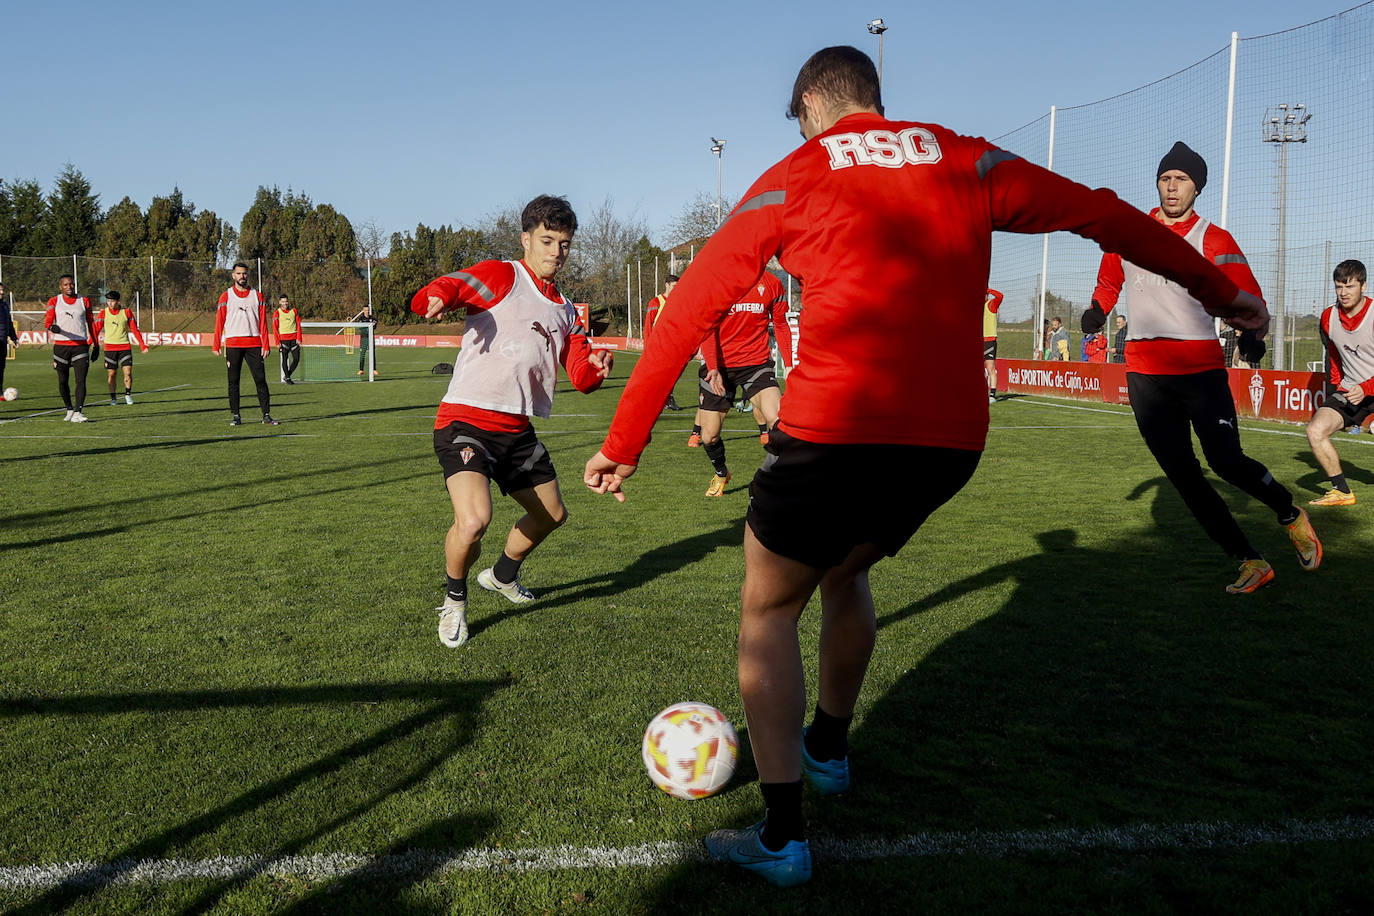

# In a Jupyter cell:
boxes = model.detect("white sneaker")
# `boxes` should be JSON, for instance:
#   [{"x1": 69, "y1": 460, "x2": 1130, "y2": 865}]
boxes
[
  {"x1": 124, "y1": 394, "x2": 134, "y2": 405},
  {"x1": 64, "y1": 409, "x2": 74, "y2": 422},
  {"x1": 108, "y1": 397, "x2": 118, "y2": 407},
  {"x1": 476, "y1": 567, "x2": 535, "y2": 603},
  {"x1": 70, "y1": 411, "x2": 89, "y2": 423},
  {"x1": 437, "y1": 597, "x2": 468, "y2": 648}
]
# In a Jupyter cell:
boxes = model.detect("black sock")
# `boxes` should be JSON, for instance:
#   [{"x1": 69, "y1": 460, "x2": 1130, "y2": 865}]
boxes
[
  {"x1": 124, "y1": 387, "x2": 131, "y2": 395},
  {"x1": 1331, "y1": 474, "x2": 1351, "y2": 493},
  {"x1": 445, "y1": 576, "x2": 466, "y2": 603},
  {"x1": 804, "y1": 704, "x2": 853, "y2": 762},
  {"x1": 492, "y1": 552, "x2": 521, "y2": 585},
  {"x1": 759, "y1": 781, "x2": 805, "y2": 850},
  {"x1": 703, "y1": 439, "x2": 728, "y2": 477},
  {"x1": 758, "y1": 423, "x2": 768, "y2": 434},
  {"x1": 1277, "y1": 506, "x2": 1299, "y2": 527},
  {"x1": 693, "y1": 424, "x2": 702, "y2": 436}
]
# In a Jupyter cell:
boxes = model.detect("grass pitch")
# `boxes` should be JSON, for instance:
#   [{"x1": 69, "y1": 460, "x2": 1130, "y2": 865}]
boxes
[{"x1": 1, "y1": 347, "x2": 1373, "y2": 914}]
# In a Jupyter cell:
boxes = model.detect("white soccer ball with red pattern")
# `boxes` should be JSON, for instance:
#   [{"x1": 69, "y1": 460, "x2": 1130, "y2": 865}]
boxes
[
  {"x1": 2, "y1": 387, "x2": 16, "y2": 401},
  {"x1": 642, "y1": 702, "x2": 738, "y2": 799}
]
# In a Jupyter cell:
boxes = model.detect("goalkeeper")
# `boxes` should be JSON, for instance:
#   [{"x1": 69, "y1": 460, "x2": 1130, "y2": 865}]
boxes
[
  {"x1": 412, "y1": 194, "x2": 613, "y2": 649},
  {"x1": 1084, "y1": 141, "x2": 1320, "y2": 594}
]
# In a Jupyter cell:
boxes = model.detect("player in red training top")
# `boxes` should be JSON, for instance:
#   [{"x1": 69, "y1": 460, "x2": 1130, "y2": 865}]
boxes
[
  {"x1": 271, "y1": 294, "x2": 302, "y2": 384},
  {"x1": 44, "y1": 274, "x2": 96, "y2": 422},
  {"x1": 685, "y1": 268, "x2": 793, "y2": 496},
  {"x1": 644, "y1": 274, "x2": 682, "y2": 412},
  {"x1": 1083, "y1": 142, "x2": 1320, "y2": 594},
  {"x1": 1305, "y1": 258, "x2": 1374, "y2": 506},
  {"x1": 92, "y1": 291, "x2": 147, "y2": 405},
  {"x1": 983, "y1": 288, "x2": 1002, "y2": 403},
  {"x1": 411, "y1": 195, "x2": 613, "y2": 649},
  {"x1": 212, "y1": 262, "x2": 277, "y2": 427},
  {"x1": 584, "y1": 47, "x2": 1268, "y2": 887}
]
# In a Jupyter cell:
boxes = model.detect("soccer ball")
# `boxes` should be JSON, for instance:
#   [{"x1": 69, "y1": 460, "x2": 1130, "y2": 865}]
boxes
[
  {"x1": 642, "y1": 702, "x2": 738, "y2": 799},
  {"x1": 2, "y1": 387, "x2": 16, "y2": 402}
]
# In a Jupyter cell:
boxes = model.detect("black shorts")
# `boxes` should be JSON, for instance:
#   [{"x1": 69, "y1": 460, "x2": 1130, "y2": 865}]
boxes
[
  {"x1": 698, "y1": 362, "x2": 779, "y2": 412},
  {"x1": 52, "y1": 344, "x2": 90, "y2": 368},
  {"x1": 983, "y1": 339, "x2": 998, "y2": 361},
  {"x1": 1322, "y1": 391, "x2": 1374, "y2": 427},
  {"x1": 434, "y1": 421, "x2": 557, "y2": 495},
  {"x1": 746, "y1": 427, "x2": 982, "y2": 569},
  {"x1": 104, "y1": 350, "x2": 133, "y2": 369}
]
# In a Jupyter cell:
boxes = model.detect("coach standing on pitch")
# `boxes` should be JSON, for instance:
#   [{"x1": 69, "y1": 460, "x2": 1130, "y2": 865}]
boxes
[
  {"x1": 1084, "y1": 142, "x2": 1321, "y2": 594},
  {"x1": 585, "y1": 46, "x2": 1270, "y2": 887},
  {"x1": 213, "y1": 262, "x2": 277, "y2": 426}
]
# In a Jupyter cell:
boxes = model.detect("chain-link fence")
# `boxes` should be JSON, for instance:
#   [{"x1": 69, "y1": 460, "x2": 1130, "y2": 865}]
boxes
[
  {"x1": 0, "y1": 254, "x2": 379, "y2": 328},
  {"x1": 990, "y1": 2, "x2": 1374, "y2": 371}
]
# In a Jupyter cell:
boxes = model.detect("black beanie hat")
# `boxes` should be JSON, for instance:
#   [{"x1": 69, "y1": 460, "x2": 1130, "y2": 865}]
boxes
[
  {"x1": 105, "y1": 290, "x2": 121, "y2": 301},
  {"x1": 1157, "y1": 141, "x2": 1207, "y2": 192}
]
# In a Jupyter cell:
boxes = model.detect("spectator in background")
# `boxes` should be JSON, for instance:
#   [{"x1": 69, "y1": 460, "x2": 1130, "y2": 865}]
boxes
[
  {"x1": 1083, "y1": 329, "x2": 1107, "y2": 363},
  {"x1": 1110, "y1": 314, "x2": 1129, "y2": 363},
  {"x1": 0, "y1": 283, "x2": 17, "y2": 394},
  {"x1": 1049, "y1": 316, "x2": 1069, "y2": 360},
  {"x1": 1041, "y1": 318, "x2": 1052, "y2": 359}
]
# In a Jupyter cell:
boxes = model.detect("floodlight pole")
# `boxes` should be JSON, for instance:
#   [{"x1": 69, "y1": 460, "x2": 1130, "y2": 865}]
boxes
[
  {"x1": 1262, "y1": 102, "x2": 1309, "y2": 371},
  {"x1": 710, "y1": 138, "x2": 726, "y2": 228},
  {"x1": 867, "y1": 19, "x2": 887, "y2": 90}
]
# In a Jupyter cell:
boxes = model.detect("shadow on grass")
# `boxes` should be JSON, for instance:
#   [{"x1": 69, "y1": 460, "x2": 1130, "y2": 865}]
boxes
[
  {"x1": 464, "y1": 517, "x2": 747, "y2": 642},
  {"x1": 633, "y1": 494, "x2": 1374, "y2": 908},
  {"x1": 1290, "y1": 445, "x2": 1374, "y2": 495},
  {"x1": 2, "y1": 679, "x2": 511, "y2": 916},
  {"x1": 1, "y1": 452, "x2": 430, "y2": 529}
]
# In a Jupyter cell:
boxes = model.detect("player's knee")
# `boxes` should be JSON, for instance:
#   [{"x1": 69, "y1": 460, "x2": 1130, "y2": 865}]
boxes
[
  {"x1": 452, "y1": 515, "x2": 489, "y2": 544},
  {"x1": 546, "y1": 502, "x2": 569, "y2": 529}
]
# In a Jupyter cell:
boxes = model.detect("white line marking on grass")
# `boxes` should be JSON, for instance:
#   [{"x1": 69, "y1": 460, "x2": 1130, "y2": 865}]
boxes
[
  {"x1": 1015, "y1": 396, "x2": 1374, "y2": 446},
  {"x1": 0, "y1": 385, "x2": 192, "y2": 425},
  {"x1": 4, "y1": 816, "x2": 1372, "y2": 890}
]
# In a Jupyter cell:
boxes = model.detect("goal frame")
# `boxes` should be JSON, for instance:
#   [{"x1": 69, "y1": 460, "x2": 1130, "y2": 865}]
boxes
[{"x1": 298, "y1": 320, "x2": 376, "y2": 382}]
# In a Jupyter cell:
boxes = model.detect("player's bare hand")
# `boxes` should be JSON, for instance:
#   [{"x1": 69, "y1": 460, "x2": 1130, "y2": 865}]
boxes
[
  {"x1": 589, "y1": 349, "x2": 615, "y2": 378},
  {"x1": 1344, "y1": 386, "x2": 1367, "y2": 405},
  {"x1": 212, "y1": 348, "x2": 221, "y2": 356},
  {"x1": 584, "y1": 450, "x2": 636, "y2": 503},
  {"x1": 425, "y1": 295, "x2": 447, "y2": 319},
  {"x1": 141, "y1": 347, "x2": 149, "y2": 354},
  {"x1": 705, "y1": 368, "x2": 726, "y2": 396},
  {"x1": 1218, "y1": 289, "x2": 1270, "y2": 333}
]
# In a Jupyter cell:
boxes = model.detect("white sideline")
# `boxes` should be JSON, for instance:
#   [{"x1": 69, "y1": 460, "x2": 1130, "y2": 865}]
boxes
[
  {"x1": 1009, "y1": 396, "x2": 1374, "y2": 446},
  {"x1": 4, "y1": 816, "x2": 1373, "y2": 890},
  {"x1": 0, "y1": 385, "x2": 192, "y2": 425}
]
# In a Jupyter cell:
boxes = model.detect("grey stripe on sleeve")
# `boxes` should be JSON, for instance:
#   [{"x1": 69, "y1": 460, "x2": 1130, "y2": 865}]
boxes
[
  {"x1": 731, "y1": 190, "x2": 786, "y2": 215},
  {"x1": 976, "y1": 149, "x2": 1020, "y2": 180},
  {"x1": 442, "y1": 271, "x2": 497, "y2": 303},
  {"x1": 1214, "y1": 253, "x2": 1249, "y2": 266}
]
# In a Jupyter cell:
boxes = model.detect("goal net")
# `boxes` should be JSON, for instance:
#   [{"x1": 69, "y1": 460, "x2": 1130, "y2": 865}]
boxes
[{"x1": 297, "y1": 321, "x2": 375, "y2": 382}]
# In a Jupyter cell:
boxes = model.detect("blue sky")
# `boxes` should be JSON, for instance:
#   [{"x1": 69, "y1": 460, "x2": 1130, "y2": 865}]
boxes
[{"x1": 4, "y1": 0, "x2": 1344, "y2": 247}]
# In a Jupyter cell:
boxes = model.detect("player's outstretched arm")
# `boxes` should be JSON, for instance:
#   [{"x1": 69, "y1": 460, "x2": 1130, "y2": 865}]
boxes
[
  {"x1": 583, "y1": 450, "x2": 637, "y2": 503},
  {"x1": 1212, "y1": 289, "x2": 1269, "y2": 332}
]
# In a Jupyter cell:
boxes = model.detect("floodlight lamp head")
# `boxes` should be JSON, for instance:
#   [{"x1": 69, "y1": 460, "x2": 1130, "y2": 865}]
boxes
[{"x1": 867, "y1": 18, "x2": 887, "y2": 34}]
